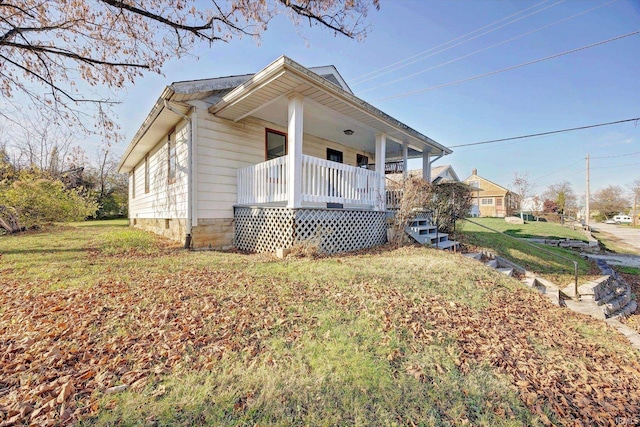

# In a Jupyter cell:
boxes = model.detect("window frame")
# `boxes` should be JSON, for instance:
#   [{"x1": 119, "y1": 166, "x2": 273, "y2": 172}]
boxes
[
  {"x1": 356, "y1": 153, "x2": 369, "y2": 168},
  {"x1": 481, "y1": 198, "x2": 494, "y2": 206},
  {"x1": 144, "y1": 154, "x2": 150, "y2": 193},
  {"x1": 131, "y1": 169, "x2": 136, "y2": 199},
  {"x1": 265, "y1": 128, "x2": 287, "y2": 161}
]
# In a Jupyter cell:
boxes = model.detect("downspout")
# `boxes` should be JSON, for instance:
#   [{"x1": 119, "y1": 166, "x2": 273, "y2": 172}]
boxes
[{"x1": 163, "y1": 100, "x2": 194, "y2": 249}]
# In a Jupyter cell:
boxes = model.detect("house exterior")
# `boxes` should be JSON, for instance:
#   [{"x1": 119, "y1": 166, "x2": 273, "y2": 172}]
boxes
[
  {"x1": 463, "y1": 169, "x2": 516, "y2": 217},
  {"x1": 387, "y1": 164, "x2": 460, "y2": 185},
  {"x1": 118, "y1": 56, "x2": 451, "y2": 254}
]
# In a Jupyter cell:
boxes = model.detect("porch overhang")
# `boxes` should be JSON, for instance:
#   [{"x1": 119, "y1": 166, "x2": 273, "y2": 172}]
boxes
[{"x1": 209, "y1": 56, "x2": 451, "y2": 157}]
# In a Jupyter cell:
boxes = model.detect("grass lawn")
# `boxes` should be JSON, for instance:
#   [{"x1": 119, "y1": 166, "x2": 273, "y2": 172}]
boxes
[
  {"x1": 2, "y1": 221, "x2": 640, "y2": 426},
  {"x1": 459, "y1": 218, "x2": 596, "y2": 286}
]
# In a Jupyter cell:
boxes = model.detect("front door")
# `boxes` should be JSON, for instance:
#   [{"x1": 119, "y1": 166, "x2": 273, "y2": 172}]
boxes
[{"x1": 327, "y1": 148, "x2": 343, "y2": 209}]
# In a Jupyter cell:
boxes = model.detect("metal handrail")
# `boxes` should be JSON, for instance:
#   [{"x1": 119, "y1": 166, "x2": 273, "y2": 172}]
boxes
[{"x1": 463, "y1": 218, "x2": 580, "y2": 300}]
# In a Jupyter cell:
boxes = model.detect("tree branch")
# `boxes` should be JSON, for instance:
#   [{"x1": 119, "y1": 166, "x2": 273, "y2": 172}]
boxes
[
  {"x1": 98, "y1": 0, "x2": 225, "y2": 41},
  {"x1": 2, "y1": 41, "x2": 150, "y2": 68}
]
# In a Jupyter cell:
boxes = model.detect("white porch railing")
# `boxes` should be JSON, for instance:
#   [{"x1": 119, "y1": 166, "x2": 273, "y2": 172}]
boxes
[
  {"x1": 301, "y1": 155, "x2": 378, "y2": 205},
  {"x1": 237, "y1": 155, "x2": 288, "y2": 205},
  {"x1": 237, "y1": 154, "x2": 381, "y2": 207}
]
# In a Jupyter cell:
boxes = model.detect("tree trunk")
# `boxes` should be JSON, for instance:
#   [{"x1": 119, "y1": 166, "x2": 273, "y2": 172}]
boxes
[{"x1": 0, "y1": 206, "x2": 23, "y2": 233}]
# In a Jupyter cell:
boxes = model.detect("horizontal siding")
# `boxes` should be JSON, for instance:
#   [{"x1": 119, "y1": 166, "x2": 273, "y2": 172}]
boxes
[
  {"x1": 195, "y1": 112, "x2": 375, "y2": 220},
  {"x1": 129, "y1": 121, "x2": 189, "y2": 220}
]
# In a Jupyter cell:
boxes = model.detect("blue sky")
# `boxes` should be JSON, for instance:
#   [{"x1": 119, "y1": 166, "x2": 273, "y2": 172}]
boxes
[{"x1": 114, "y1": 0, "x2": 640, "y2": 202}]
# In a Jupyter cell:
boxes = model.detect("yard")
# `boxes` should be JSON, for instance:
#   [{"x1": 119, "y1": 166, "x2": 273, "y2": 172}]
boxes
[
  {"x1": 459, "y1": 218, "x2": 597, "y2": 285},
  {"x1": 2, "y1": 221, "x2": 640, "y2": 426}
]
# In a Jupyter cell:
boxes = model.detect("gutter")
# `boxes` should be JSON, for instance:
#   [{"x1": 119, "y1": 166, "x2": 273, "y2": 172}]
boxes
[
  {"x1": 163, "y1": 100, "x2": 195, "y2": 249},
  {"x1": 117, "y1": 87, "x2": 175, "y2": 173}
]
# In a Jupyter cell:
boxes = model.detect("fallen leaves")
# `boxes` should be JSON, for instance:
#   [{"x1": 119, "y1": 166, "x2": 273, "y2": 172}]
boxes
[
  {"x1": 377, "y1": 283, "x2": 640, "y2": 427},
  {"x1": 0, "y1": 269, "x2": 311, "y2": 425},
  {"x1": 2, "y1": 243, "x2": 640, "y2": 426}
]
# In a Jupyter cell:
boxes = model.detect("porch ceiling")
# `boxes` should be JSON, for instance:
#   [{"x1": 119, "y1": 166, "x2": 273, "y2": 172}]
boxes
[{"x1": 209, "y1": 56, "x2": 450, "y2": 157}]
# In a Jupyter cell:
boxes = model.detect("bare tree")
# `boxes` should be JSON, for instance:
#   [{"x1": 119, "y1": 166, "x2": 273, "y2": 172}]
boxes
[
  {"x1": 543, "y1": 181, "x2": 577, "y2": 217},
  {"x1": 1, "y1": 0, "x2": 379, "y2": 140},
  {"x1": 592, "y1": 185, "x2": 629, "y2": 220},
  {"x1": 11, "y1": 117, "x2": 75, "y2": 176},
  {"x1": 511, "y1": 171, "x2": 531, "y2": 220},
  {"x1": 628, "y1": 179, "x2": 640, "y2": 226}
]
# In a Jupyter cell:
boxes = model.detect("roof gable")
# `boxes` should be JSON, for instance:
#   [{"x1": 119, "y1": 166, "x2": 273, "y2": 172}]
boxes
[{"x1": 463, "y1": 173, "x2": 511, "y2": 195}]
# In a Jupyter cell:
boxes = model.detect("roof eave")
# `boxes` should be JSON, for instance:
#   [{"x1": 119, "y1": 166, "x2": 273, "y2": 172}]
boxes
[
  {"x1": 209, "y1": 56, "x2": 452, "y2": 156},
  {"x1": 117, "y1": 86, "x2": 175, "y2": 174}
]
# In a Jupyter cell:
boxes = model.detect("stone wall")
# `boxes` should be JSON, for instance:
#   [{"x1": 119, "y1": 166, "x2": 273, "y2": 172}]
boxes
[
  {"x1": 191, "y1": 218, "x2": 235, "y2": 250},
  {"x1": 130, "y1": 217, "x2": 234, "y2": 249},
  {"x1": 131, "y1": 218, "x2": 187, "y2": 243}
]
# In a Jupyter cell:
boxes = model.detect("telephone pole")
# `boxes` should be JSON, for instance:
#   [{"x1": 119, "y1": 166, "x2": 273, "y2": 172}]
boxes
[{"x1": 585, "y1": 154, "x2": 590, "y2": 228}]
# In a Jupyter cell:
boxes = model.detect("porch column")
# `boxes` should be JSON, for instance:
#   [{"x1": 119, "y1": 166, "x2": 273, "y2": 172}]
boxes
[
  {"x1": 402, "y1": 142, "x2": 409, "y2": 179},
  {"x1": 287, "y1": 93, "x2": 304, "y2": 208},
  {"x1": 375, "y1": 133, "x2": 386, "y2": 211},
  {"x1": 422, "y1": 148, "x2": 432, "y2": 182}
]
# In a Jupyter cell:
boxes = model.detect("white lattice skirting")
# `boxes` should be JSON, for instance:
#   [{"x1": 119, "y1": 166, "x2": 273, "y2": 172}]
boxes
[{"x1": 234, "y1": 207, "x2": 387, "y2": 254}]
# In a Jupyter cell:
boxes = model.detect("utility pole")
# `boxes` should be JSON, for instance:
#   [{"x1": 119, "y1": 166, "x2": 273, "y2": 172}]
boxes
[
  {"x1": 634, "y1": 193, "x2": 638, "y2": 227},
  {"x1": 585, "y1": 154, "x2": 590, "y2": 229}
]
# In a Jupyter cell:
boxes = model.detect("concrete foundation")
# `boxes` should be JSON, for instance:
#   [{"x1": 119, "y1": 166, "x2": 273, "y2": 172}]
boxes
[{"x1": 130, "y1": 217, "x2": 235, "y2": 250}]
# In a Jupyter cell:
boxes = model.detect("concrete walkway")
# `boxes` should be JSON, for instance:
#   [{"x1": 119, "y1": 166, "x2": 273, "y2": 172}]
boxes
[{"x1": 584, "y1": 253, "x2": 640, "y2": 269}]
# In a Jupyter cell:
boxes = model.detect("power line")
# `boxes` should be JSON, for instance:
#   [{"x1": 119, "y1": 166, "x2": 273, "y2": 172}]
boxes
[
  {"x1": 350, "y1": 0, "x2": 559, "y2": 84},
  {"x1": 358, "y1": 0, "x2": 615, "y2": 94},
  {"x1": 591, "y1": 151, "x2": 640, "y2": 159},
  {"x1": 448, "y1": 117, "x2": 640, "y2": 148},
  {"x1": 373, "y1": 29, "x2": 640, "y2": 102},
  {"x1": 591, "y1": 161, "x2": 640, "y2": 169},
  {"x1": 530, "y1": 158, "x2": 583, "y2": 183}
]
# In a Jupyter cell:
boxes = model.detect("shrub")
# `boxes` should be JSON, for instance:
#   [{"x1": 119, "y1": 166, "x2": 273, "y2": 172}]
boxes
[
  {"x1": 388, "y1": 177, "x2": 473, "y2": 247},
  {"x1": 0, "y1": 171, "x2": 98, "y2": 232}
]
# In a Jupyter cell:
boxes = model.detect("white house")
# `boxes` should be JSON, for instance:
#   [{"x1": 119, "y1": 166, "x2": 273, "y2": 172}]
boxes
[{"x1": 118, "y1": 56, "x2": 451, "y2": 254}]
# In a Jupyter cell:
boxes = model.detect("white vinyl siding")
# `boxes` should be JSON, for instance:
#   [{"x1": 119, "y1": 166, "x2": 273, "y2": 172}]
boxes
[
  {"x1": 128, "y1": 120, "x2": 189, "y2": 220},
  {"x1": 195, "y1": 112, "x2": 375, "y2": 220}
]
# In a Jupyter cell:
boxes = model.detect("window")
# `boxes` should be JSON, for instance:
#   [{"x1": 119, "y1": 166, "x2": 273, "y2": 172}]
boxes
[
  {"x1": 481, "y1": 198, "x2": 494, "y2": 205},
  {"x1": 131, "y1": 169, "x2": 136, "y2": 199},
  {"x1": 468, "y1": 180, "x2": 480, "y2": 190},
  {"x1": 144, "y1": 155, "x2": 150, "y2": 193},
  {"x1": 168, "y1": 132, "x2": 176, "y2": 183},
  {"x1": 356, "y1": 154, "x2": 369, "y2": 168},
  {"x1": 265, "y1": 129, "x2": 287, "y2": 160}
]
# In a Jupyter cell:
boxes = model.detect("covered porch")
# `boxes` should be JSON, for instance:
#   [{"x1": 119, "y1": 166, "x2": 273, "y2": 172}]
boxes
[{"x1": 208, "y1": 57, "x2": 451, "y2": 253}]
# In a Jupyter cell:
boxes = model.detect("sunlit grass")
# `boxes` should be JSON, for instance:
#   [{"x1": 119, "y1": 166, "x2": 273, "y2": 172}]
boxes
[
  {"x1": 460, "y1": 218, "x2": 594, "y2": 285},
  {"x1": 3, "y1": 220, "x2": 639, "y2": 426},
  {"x1": 97, "y1": 228, "x2": 158, "y2": 255}
]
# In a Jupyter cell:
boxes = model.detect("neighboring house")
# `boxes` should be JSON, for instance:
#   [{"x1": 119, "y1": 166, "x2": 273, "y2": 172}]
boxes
[
  {"x1": 463, "y1": 169, "x2": 516, "y2": 217},
  {"x1": 430, "y1": 165, "x2": 460, "y2": 183},
  {"x1": 386, "y1": 164, "x2": 460, "y2": 185},
  {"x1": 118, "y1": 56, "x2": 451, "y2": 254},
  {"x1": 521, "y1": 196, "x2": 544, "y2": 214}
]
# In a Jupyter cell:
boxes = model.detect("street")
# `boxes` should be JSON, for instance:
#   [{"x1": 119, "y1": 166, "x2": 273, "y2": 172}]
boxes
[{"x1": 590, "y1": 222, "x2": 640, "y2": 254}]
